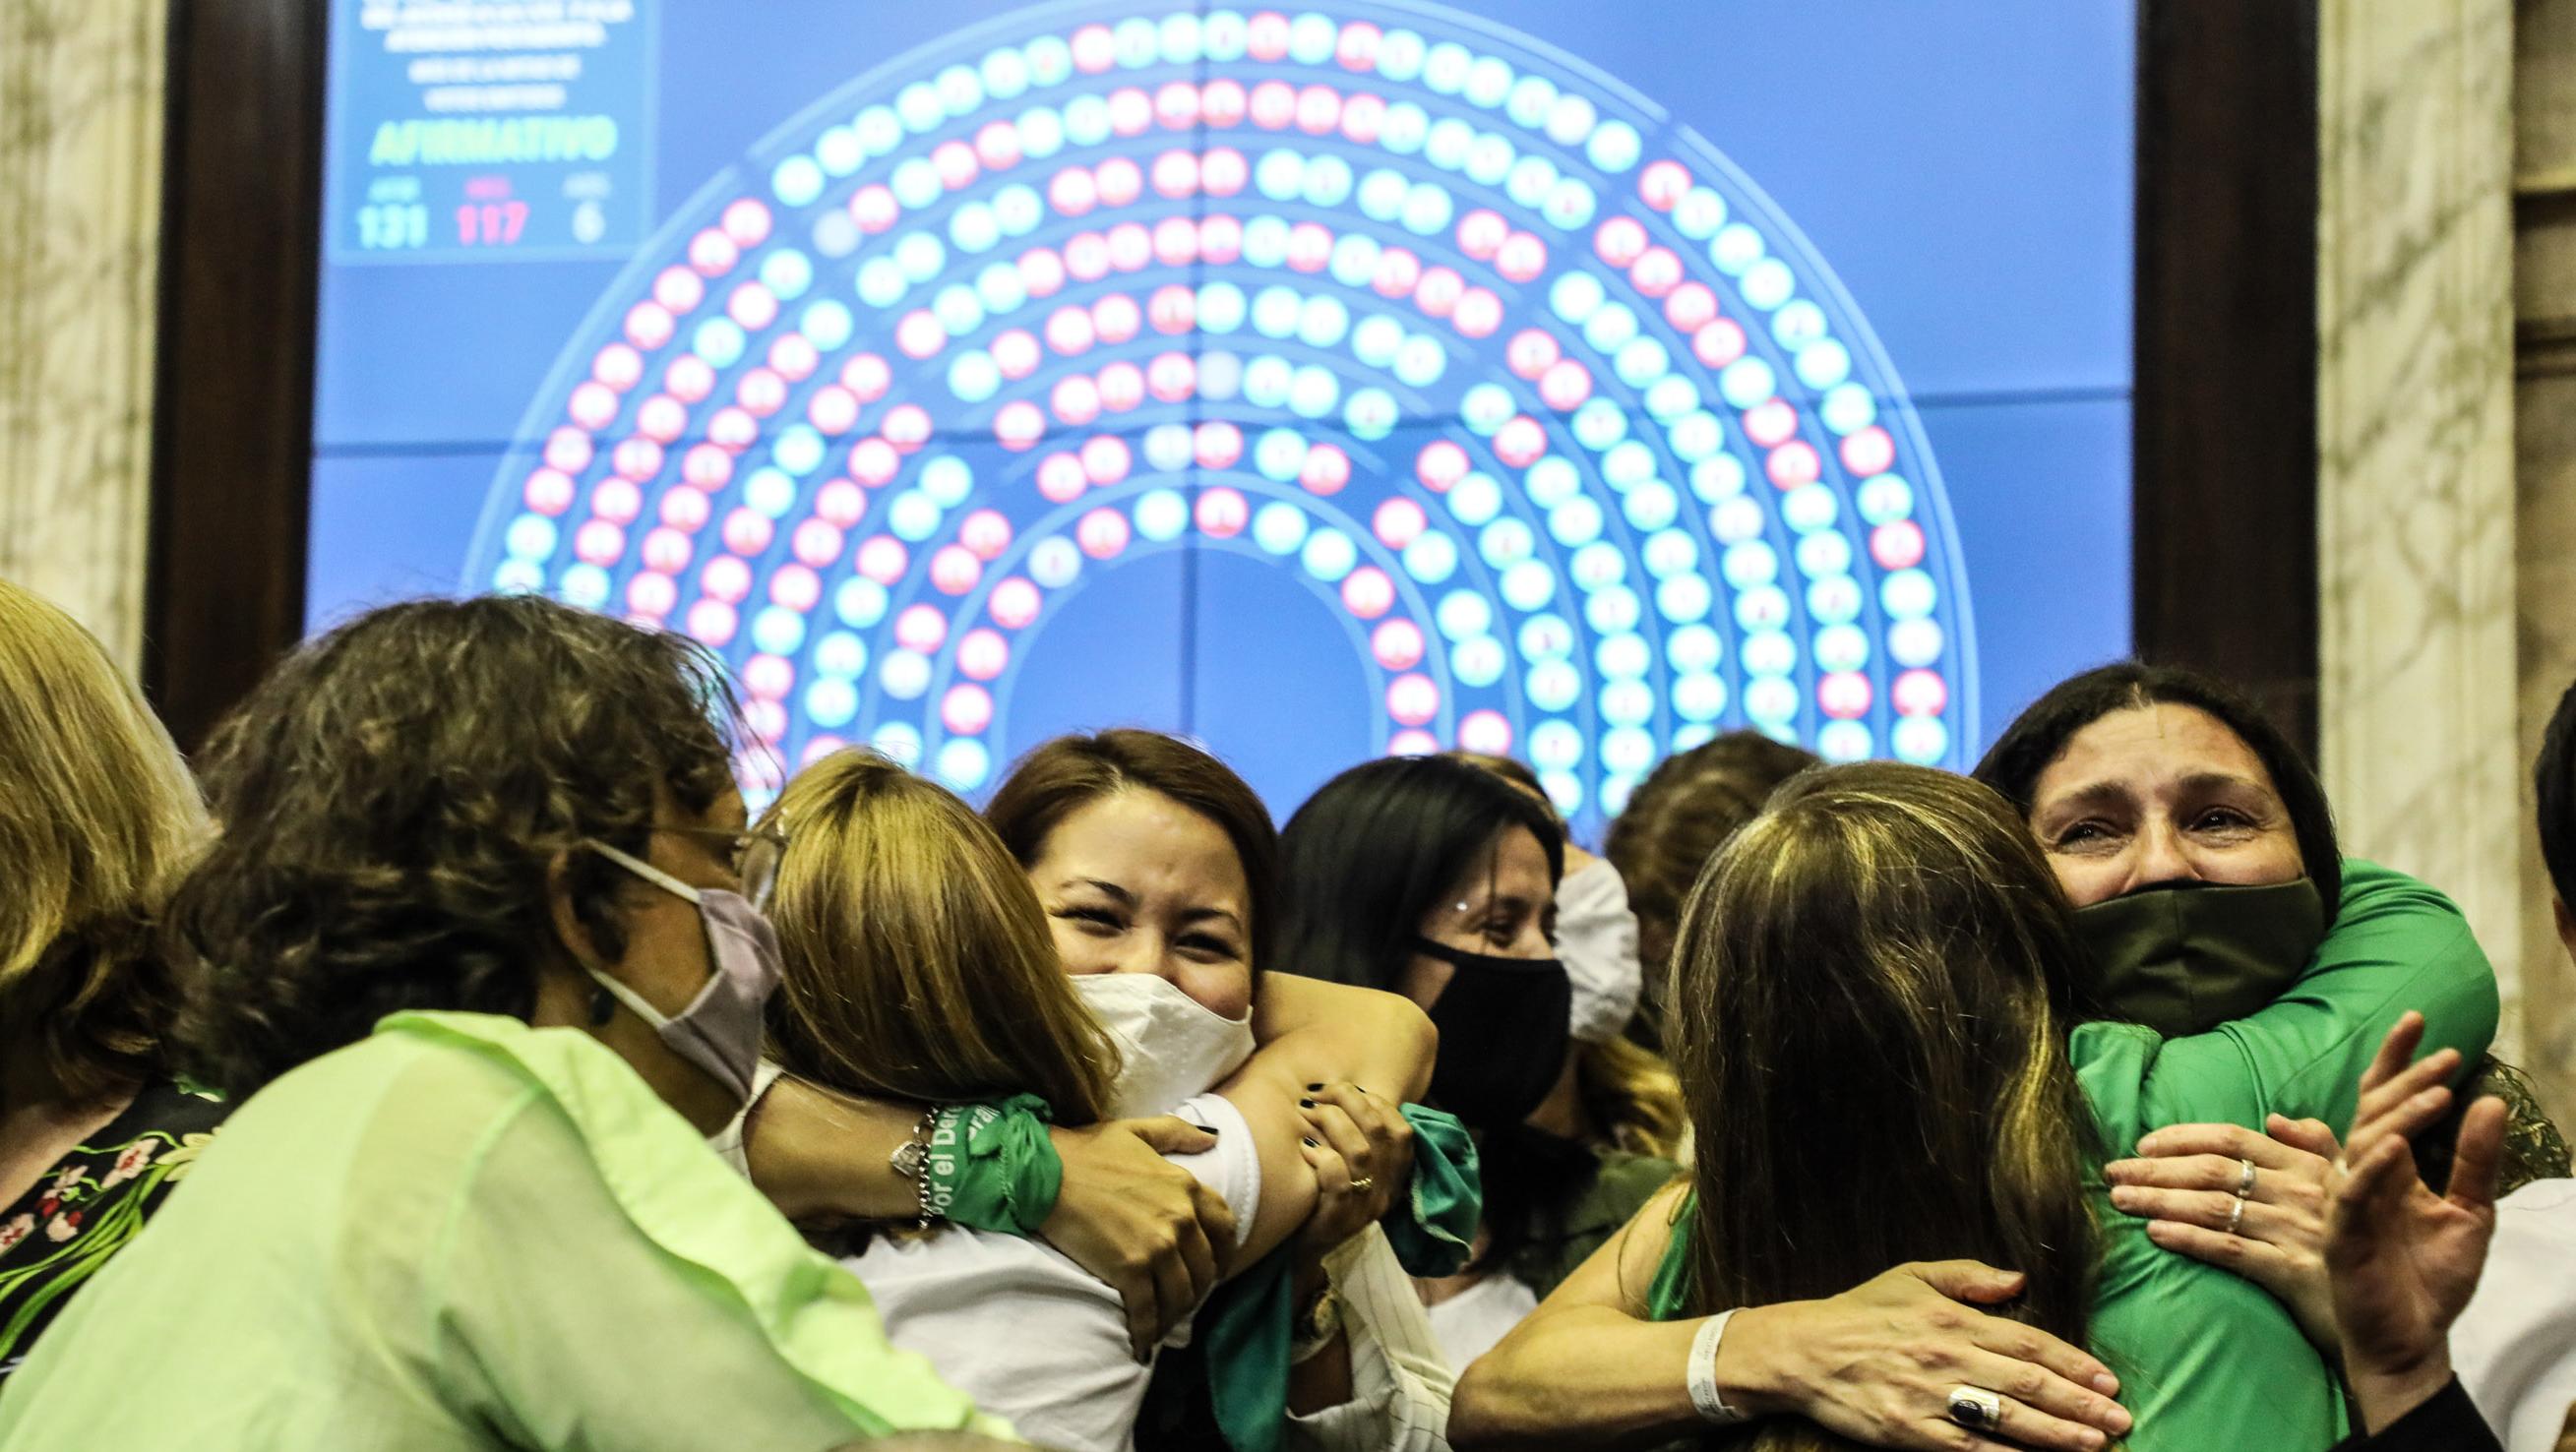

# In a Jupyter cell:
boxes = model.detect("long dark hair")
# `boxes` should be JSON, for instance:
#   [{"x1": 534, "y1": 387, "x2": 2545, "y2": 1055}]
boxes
[
  {"x1": 1971, "y1": 662, "x2": 2342, "y2": 912},
  {"x1": 2540, "y1": 674, "x2": 2576, "y2": 911},
  {"x1": 1275, "y1": 755, "x2": 1564, "y2": 990},
  {"x1": 167, "y1": 595, "x2": 744, "y2": 1099},
  {"x1": 1668, "y1": 763, "x2": 2099, "y2": 1452},
  {"x1": 1279, "y1": 755, "x2": 1569, "y2": 1272}
]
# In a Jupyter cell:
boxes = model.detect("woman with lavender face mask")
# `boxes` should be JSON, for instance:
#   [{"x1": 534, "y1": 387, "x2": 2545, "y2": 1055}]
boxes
[{"x1": 0, "y1": 597, "x2": 1003, "y2": 1450}]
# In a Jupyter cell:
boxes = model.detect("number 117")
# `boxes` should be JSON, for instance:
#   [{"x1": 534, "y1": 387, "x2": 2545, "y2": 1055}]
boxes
[{"x1": 456, "y1": 201, "x2": 529, "y2": 246}]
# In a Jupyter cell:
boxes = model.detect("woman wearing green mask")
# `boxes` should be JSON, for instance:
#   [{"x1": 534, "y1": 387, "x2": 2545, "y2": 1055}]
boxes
[
  {"x1": 1456, "y1": 762, "x2": 2335, "y2": 1450},
  {"x1": 1969, "y1": 661, "x2": 2561, "y2": 1351},
  {"x1": 1451, "y1": 666, "x2": 2513, "y2": 1450}
]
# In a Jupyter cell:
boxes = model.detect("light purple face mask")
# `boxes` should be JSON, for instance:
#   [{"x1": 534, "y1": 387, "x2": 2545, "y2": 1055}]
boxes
[{"x1": 583, "y1": 839, "x2": 782, "y2": 1108}]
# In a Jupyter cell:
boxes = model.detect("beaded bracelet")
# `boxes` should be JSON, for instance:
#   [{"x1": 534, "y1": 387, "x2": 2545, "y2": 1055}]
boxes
[{"x1": 889, "y1": 1106, "x2": 944, "y2": 1230}]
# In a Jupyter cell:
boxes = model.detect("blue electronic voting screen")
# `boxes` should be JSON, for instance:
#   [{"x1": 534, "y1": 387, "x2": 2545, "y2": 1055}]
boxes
[{"x1": 311, "y1": 1, "x2": 2134, "y2": 832}]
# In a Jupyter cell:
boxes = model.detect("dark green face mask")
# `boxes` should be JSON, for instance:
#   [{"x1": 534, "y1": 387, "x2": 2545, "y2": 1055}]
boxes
[{"x1": 2070, "y1": 878, "x2": 2329, "y2": 1038}]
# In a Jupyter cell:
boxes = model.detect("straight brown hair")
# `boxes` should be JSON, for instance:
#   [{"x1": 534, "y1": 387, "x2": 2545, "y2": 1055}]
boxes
[
  {"x1": 1666, "y1": 762, "x2": 2099, "y2": 1452},
  {"x1": 763, "y1": 749, "x2": 1118, "y2": 1122}
]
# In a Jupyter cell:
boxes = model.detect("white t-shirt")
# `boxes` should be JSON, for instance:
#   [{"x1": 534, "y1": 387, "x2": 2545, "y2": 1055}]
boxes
[
  {"x1": 844, "y1": 1093, "x2": 1261, "y2": 1452},
  {"x1": 2454, "y1": 1178, "x2": 2576, "y2": 1452},
  {"x1": 1423, "y1": 1272, "x2": 1539, "y2": 1373}
]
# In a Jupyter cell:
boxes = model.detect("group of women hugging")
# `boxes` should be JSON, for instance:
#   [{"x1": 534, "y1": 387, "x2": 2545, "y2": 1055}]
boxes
[{"x1": 2, "y1": 575, "x2": 2573, "y2": 1452}]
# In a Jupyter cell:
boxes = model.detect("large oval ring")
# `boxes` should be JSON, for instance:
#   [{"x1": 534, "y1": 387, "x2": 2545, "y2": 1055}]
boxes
[{"x1": 1946, "y1": 1385, "x2": 2004, "y2": 1431}]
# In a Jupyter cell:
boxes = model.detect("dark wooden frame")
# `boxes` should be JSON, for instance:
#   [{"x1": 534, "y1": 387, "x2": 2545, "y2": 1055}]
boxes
[
  {"x1": 144, "y1": 0, "x2": 2325, "y2": 756},
  {"x1": 2130, "y1": 1, "x2": 2322, "y2": 753},
  {"x1": 144, "y1": 0, "x2": 329, "y2": 751}
]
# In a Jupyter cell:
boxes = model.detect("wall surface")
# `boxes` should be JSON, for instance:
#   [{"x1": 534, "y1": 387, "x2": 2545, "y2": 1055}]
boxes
[
  {"x1": 0, "y1": 0, "x2": 165, "y2": 668},
  {"x1": 2317, "y1": 0, "x2": 2532, "y2": 1066},
  {"x1": 2515, "y1": 0, "x2": 2576, "y2": 1118}
]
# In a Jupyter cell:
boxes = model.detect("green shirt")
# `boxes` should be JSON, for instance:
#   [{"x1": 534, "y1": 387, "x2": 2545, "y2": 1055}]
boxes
[
  {"x1": 0, "y1": 1011, "x2": 1011, "y2": 1450},
  {"x1": 1509, "y1": 1146, "x2": 1681, "y2": 1301},
  {"x1": 1649, "y1": 860, "x2": 2498, "y2": 1452}
]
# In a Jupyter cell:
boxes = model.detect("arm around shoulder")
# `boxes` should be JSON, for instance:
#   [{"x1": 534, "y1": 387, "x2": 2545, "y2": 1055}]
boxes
[
  {"x1": 427, "y1": 1083, "x2": 1000, "y2": 1447},
  {"x1": 2208, "y1": 861, "x2": 2502, "y2": 1129}
]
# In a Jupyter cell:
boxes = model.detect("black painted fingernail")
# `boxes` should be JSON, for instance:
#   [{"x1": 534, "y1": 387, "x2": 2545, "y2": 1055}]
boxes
[
  {"x1": 1305, "y1": 1082, "x2": 1324, "y2": 1091},
  {"x1": 1299, "y1": 1097, "x2": 1316, "y2": 1108},
  {"x1": 1303, "y1": 1136, "x2": 1319, "y2": 1148}
]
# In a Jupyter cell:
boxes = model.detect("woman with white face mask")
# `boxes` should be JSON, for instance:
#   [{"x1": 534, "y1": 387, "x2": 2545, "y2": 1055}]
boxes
[
  {"x1": 760, "y1": 740, "x2": 1447, "y2": 1452},
  {"x1": 0, "y1": 597, "x2": 1001, "y2": 1450},
  {"x1": 986, "y1": 731, "x2": 1457, "y2": 1452}
]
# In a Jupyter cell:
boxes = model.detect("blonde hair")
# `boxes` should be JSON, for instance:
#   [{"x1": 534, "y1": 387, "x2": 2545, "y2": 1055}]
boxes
[
  {"x1": 0, "y1": 577, "x2": 208, "y2": 1097},
  {"x1": 762, "y1": 749, "x2": 1119, "y2": 1122},
  {"x1": 1668, "y1": 762, "x2": 2096, "y2": 1452},
  {"x1": 1576, "y1": 1034, "x2": 1687, "y2": 1161}
]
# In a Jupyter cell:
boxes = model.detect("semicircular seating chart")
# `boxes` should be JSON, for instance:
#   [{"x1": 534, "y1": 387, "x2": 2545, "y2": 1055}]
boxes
[{"x1": 468, "y1": 1, "x2": 1978, "y2": 822}]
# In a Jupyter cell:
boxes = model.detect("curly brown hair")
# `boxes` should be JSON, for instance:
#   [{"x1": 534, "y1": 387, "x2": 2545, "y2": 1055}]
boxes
[{"x1": 166, "y1": 595, "x2": 744, "y2": 1098}]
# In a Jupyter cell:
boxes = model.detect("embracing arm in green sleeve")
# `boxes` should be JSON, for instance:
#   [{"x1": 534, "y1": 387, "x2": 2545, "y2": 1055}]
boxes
[{"x1": 2157, "y1": 860, "x2": 2498, "y2": 1130}]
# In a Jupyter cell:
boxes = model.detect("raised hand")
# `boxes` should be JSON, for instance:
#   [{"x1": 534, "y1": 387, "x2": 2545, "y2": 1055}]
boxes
[{"x1": 2324, "y1": 1012, "x2": 2508, "y2": 1434}]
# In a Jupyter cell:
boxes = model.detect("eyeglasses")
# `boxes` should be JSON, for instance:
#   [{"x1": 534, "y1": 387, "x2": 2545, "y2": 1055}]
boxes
[{"x1": 656, "y1": 825, "x2": 788, "y2": 910}]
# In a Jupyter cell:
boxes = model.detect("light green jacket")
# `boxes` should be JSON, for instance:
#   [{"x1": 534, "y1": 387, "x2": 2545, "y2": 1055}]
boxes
[{"x1": 0, "y1": 1010, "x2": 1012, "y2": 1450}]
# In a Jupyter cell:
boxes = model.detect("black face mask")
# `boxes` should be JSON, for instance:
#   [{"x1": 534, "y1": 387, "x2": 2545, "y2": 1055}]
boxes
[
  {"x1": 2071, "y1": 878, "x2": 2329, "y2": 1038},
  {"x1": 1414, "y1": 937, "x2": 1572, "y2": 1130}
]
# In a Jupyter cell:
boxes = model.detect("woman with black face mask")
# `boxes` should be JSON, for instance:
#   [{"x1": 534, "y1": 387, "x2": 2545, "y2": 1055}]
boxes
[
  {"x1": 1972, "y1": 661, "x2": 2561, "y2": 1352},
  {"x1": 1275, "y1": 756, "x2": 1682, "y2": 1372}
]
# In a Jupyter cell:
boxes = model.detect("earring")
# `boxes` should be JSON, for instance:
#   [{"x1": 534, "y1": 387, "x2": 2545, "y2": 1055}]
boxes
[{"x1": 589, "y1": 985, "x2": 616, "y2": 1026}]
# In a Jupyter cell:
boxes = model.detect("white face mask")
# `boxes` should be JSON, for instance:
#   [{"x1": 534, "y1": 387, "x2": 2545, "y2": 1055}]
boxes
[
  {"x1": 1555, "y1": 857, "x2": 1645, "y2": 1044},
  {"x1": 1073, "y1": 972, "x2": 1257, "y2": 1119}
]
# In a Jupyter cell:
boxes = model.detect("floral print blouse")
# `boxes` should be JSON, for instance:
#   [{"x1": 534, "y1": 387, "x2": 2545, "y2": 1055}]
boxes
[{"x1": 0, "y1": 1082, "x2": 226, "y2": 1383}]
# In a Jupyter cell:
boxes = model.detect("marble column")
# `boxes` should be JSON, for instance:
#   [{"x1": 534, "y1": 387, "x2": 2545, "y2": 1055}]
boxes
[
  {"x1": 2316, "y1": 2, "x2": 2526, "y2": 1056},
  {"x1": 0, "y1": 0, "x2": 167, "y2": 671},
  {"x1": 2514, "y1": 0, "x2": 2576, "y2": 1118}
]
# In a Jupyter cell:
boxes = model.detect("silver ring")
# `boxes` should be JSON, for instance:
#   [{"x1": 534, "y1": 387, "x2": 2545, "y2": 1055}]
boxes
[
  {"x1": 2236, "y1": 1158, "x2": 2257, "y2": 1197},
  {"x1": 2226, "y1": 1195, "x2": 2246, "y2": 1236},
  {"x1": 1946, "y1": 1386, "x2": 2003, "y2": 1431}
]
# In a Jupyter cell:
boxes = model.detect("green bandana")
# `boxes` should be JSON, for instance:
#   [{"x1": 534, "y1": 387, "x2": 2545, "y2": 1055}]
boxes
[
  {"x1": 2071, "y1": 878, "x2": 2328, "y2": 1038},
  {"x1": 1194, "y1": 1104, "x2": 1481, "y2": 1452},
  {"x1": 922, "y1": 1094, "x2": 1060, "y2": 1236}
]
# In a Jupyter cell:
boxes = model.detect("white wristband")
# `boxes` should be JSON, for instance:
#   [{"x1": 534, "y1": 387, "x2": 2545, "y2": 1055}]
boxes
[{"x1": 1687, "y1": 1307, "x2": 1752, "y2": 1424}]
